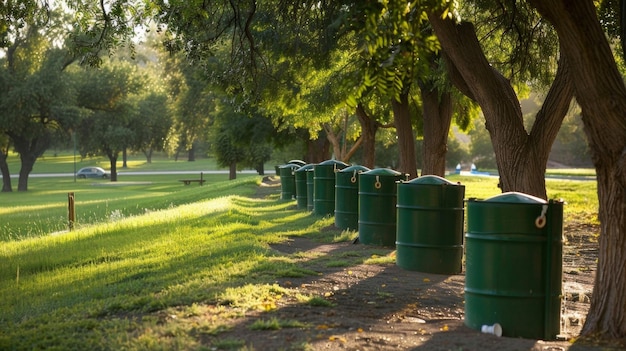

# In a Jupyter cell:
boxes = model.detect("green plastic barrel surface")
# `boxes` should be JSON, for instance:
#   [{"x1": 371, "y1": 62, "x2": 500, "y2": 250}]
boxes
[
  {"x1": 335, "y1": 165, "x2": 370, "y2": 230},
  {"x1": 358, "y1": 168, "x2": 407, "y2": 247},
  {"x1": 396, "y1": 175, "x2": 465, "y2": 274},
  {"x1": 465, "y1": 192, "x2": 563, "y2": 340},
  {"x1": 278, "y1": 164, "x2": 299, "y2": 200},
  {"x1": 295, "y1": 164, "x2": 315, "y2": 210},
  {"x1": 314, "y1": 160, "x2": 349, "y2": 216},
  {"x1": 306, "y1": 169, "x2": 314, "y2": 211}
]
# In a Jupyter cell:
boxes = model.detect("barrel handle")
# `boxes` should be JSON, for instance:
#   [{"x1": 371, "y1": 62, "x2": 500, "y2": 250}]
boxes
[
  {"x1": 535, "y1": 204, "x2": 548, "y2": 228},
  {"x1": 374, "y1": 175, "x2": 382, "y2": 189},
  {"x1": 351, "y1": 170, "x2": 357, "y2": 183}
]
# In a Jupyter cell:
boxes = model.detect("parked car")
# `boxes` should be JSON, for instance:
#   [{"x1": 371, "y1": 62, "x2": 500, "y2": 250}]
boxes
[{"x1": 76, "y1": 167, "x2": 110, "y2": 179}]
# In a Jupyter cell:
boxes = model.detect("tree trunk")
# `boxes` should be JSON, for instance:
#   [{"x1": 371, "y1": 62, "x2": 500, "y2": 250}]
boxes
[
  {"x1": 428, "y1": 14, "x2": 572, "y2": 199},
  {"x1": 17, "y1": 153, "x2": 36, "y2": 192},
  {"x1": 122, "y1": 148, "x2": 128, "y2": 168},
  {"x1": 0, "y1": 148, "x2": 12, "y2": 192},
  {"x1": 391, "y1": 92, "x2": 418, "y2": 179},
  {"x1": 355, "y1": 103, "x2": 379, "y2": 169},
  {"x1": 107, "y1": 150, "x2": 119, "y2": 182},
  {"x1": 255, "y1": 162, "x2": 265, "y2": 175},
  {"x1": 529, "y1": 0, "x2": 626, "y2": 339},
  {"x1": 10, "y1": 133, "x2": 51, "y2": 192},
  {"x1": 420, "y1": 83, "x2": 453, "y2": 177},
  {"x1": 323, "y1": 124, "x2": 342, "y2": 160},
  {"x1": 229, "y1": 161, "x2": 237, "y2": 180},
  {"x1": 188, "y1": 143, "x2": 196, "y2": 162},
  {"x1": 305, "y1": 135, "x2": 330, "y2": 164},
  {"x1": 144, "y1": 148, "x2": 153, "y2": 164}
]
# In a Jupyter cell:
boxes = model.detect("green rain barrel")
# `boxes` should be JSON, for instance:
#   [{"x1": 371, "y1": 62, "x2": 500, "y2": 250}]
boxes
[
  {"x1": 465, "y1": 192, "x2": 563, "y2": 340},
  {"x1": 335, "y1": 165, "x2": 370, "y2": 230},
  {"x1": 306, "y1": 168, "x2": 315, "y2": 211},
  {"x1": 358, "y1": 168, "x2": 408, "y2": 247},
  {"x1": 278, "y1": 164, "x2": 299, "y2": 200},
  {"x1": 295, "y1": 164, "x2": 315, "y2": 210},
  {"x1": 396, "y1": 175, "x2": 465, "y2": 274},
  {"x1": 314, "y1": 160, "x2": 349, "y2": 216}
]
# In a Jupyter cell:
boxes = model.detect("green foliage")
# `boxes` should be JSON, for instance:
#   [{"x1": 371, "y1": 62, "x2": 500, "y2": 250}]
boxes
[
  {"x1": 74, "y1": 60, "x2": 143, "y2": 163},
  {"x1": 463, "y1": 0, "x2": 559, "y2": 87}
]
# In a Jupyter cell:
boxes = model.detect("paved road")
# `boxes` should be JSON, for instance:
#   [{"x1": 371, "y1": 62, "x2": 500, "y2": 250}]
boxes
[{"x1": 3, "y1": 170, "x2": 262, "y2": 178}]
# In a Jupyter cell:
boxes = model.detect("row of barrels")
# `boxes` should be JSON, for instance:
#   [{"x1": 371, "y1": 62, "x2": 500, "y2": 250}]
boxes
[{"x1": 275, "y1": 159, "x2": 564, "y2": 340}]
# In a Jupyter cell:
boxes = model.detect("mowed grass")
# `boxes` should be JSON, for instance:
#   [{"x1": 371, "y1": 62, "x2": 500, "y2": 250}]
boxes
[
  {"x1": 1, "y1": 176, "x2": 343, "y2": 350},
  {"x1": 0, "y1": 173, "x2": 260, "y2": 241},
  {"x1": 0, "y1": 157, "x2": 599, "y2": 350}
]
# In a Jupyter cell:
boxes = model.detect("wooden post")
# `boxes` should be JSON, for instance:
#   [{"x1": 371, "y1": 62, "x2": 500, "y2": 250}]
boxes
[
  {"x1": 68, "y1": 192, "x2": 75, "y2": 231},
  {"x1": 200, "y1": 172, "x2": 203, "y2": 186}
]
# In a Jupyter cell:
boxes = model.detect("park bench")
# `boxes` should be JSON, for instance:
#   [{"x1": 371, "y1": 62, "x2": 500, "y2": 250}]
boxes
[{"x1": 179, "y1": 172, "x2": 205, "y2": 186}]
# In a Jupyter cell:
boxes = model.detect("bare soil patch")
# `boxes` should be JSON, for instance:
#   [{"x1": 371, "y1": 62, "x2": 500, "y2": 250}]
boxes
[{"x1": 203, "y1": 177, "x2": 613, "y2": 350}]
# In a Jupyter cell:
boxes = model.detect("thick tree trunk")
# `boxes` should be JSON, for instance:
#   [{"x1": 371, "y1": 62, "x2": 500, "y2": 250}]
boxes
[
  {"x1": 17, "y1": 153, "x2": 36, "y2": 192},
  {"x1": 0, "y1": 149, "x2": 12, "y2": 192},
  {"x1": 229, "y1": 162, "x2": 237, "y2": 180},
  {"x1": 391, "y1": 92, "x2": 418, "y2": 179},
  {"x1": 420, "y1": 84, "x2": 452, "y2": 177},
  {"x1": 355, "y1": 103, "x2": 379, "y2": 169},
  {"x1": 529, "y1": 0, "x2": 626, "y2": 339},
  {"x1": 428, "y1": 14, "x2": 572, "y2": 199},
  {"x1": 10, "y1": 134, "x2": 50, "y2": 192}
]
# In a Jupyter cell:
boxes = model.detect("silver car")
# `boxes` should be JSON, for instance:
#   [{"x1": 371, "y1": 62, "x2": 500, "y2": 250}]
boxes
[{"x1": 76, "y1": 167, "x2": 110, "y2": 179}]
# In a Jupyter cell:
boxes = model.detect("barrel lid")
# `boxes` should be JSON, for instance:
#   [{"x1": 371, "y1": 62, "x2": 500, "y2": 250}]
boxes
[
  {"x1": 361, "y1": 168, "x2": 402, "y2": 176},
  {"x1": 279, "y1": 163, "x2": 299, "y2": 169},
  {"x1": 340, "y1": 165, "x2": 371, "y2": 173},
  {"x1": 288, "y1": 159, "x2": 306, "y2": 166},
  {"x1": 404, "y1": 175, "x2": 459, "y2": 185},
  {"x1": 318, "y1": 159, "x2": 349, "y2": 168},
  {"x1": 295, "y1": 164, "x2": 315, "y2": 172},
  {"x1": 484, "y1": 191, "x2": 547, "y2": 204}
]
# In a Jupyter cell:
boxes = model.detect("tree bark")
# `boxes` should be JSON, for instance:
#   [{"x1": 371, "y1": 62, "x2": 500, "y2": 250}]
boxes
[
  {"x1": 323, "y1": 124, "x2": 342, "y2": 160},
  {"x1": 229, "y1": 161, "x2": 237, "y2": 180},
  {"x1": 0, "y1": 147, "x2": 12, "y2": 192},
  {"x1": 305, "y1": 135, "x2": 330, "y2": 164},
  {"x1": 428, "y1": 13, "x2": 573, "y2": 199},
  {"x1": 529, "y1": 0, "x2": 626, "y2": 339},
  {"x1": 10, "y1": 133, "x2": 50, "y2": 192},
  {"x1": 107, "y1": 151, "x2": 118, "y2": 182},
  {"x1": 355, "y1": 103, "x2": 379, "y2": 169},
  {"x1": 122, "y1": 148, "x2": 128, "y2": 168},
  {"x1": 420, "y1": 83, "x2": 453, "y2": 177},
  {"x1": 143, "y1": 148, "x2": 153, "y2": 164},
  {"x1": 188, "y1": 143, "x2": 196, "y2": 162},
  {"x1": 391, "y1": 92, "x2": 418, "y2": 179}
]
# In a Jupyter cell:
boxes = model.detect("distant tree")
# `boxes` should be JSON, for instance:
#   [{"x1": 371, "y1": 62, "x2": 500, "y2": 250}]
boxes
[
  {"x1": 131, "y1": 90, "x2": 172, "y2": 163},
  {"x1": 0, "y1": 15, "x2": 79, "y2": 191},
  {"x1": 75, "y1": 61, "x2": 142, "y2": 181}
]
